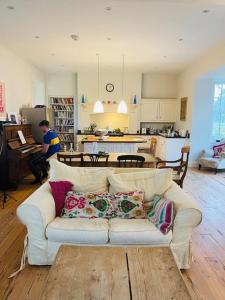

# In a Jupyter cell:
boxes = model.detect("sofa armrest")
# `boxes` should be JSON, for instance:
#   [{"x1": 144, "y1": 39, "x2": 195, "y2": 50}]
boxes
[
  {"x1": 164, "y1": 182, "x2": 202, "y2": 268},
  {"x1": 17, "y1": 181, "x2": 55, "y2": 240},
  {"x1": 165, "y1": 182, "x2": 202, "y2": 239}
]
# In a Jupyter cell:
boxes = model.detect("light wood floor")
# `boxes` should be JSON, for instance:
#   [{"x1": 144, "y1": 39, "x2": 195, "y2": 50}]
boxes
[{"x1": 0, "y1": 168, "x2": 225, "y2": 300}]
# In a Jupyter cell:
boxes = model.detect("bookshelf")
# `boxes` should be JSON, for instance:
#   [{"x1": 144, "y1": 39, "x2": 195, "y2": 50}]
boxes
[{"x1": 49, "y1": 96, "x2": 74, "y2": 147}]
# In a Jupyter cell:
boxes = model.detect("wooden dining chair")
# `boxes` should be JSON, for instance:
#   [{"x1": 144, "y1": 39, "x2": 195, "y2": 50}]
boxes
[
  {"x1": 156, "y1": 146, "x2": 190, "y2": 188},
  {"x1": 57, "y1": 152, "x2": 84, "y2": 167},
  {"x1": 117, "y1": 154, "x2": 145, "y2": 168},
  {"x1": 82, "y1": 153, "x2": 109, "y2": 167},
  {"x1": 138, "y1": 137, "x2": 157, "y2": 156}
]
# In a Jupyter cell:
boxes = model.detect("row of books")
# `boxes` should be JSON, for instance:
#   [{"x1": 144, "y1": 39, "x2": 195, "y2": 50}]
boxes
[
  {"x1": 51, "y1": 105, "x2": 73, "y2": 111},
  {"x1": 54, "y1": 119, "x2": 74, "y2": 126},
  {"x1": 50, "y1": 97, "x2": 74, "y2": 105},
  {"x1": 55, "y1": 126, "x2": 73, "y2": 133},
  {"x1": 54, "y1": 111, "x2": 74, "y2": 118}
]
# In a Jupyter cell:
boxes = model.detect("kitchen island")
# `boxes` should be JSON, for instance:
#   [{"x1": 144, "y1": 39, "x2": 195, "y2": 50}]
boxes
[{"x1": 81, "y1": 136, "x2": 146, "y2": 153}]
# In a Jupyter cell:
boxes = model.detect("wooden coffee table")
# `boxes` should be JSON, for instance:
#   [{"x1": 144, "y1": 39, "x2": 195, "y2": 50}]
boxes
[{"x1": 41, "y1": 246, "x2": 192, "y2": 300}]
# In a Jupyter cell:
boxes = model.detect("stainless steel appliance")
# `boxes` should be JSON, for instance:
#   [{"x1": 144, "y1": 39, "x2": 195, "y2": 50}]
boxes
[{"x1": 21, "y1": 107, "x2": 52, "y2": 143}]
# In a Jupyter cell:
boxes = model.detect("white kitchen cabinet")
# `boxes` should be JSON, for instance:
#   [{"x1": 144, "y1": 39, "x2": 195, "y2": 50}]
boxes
[
  {"x1": 140, "y1": 101, "x2": 159, "y2": 122},
  {"x1": 140, "y1": 99, "x2": 177, "y2": 122}
]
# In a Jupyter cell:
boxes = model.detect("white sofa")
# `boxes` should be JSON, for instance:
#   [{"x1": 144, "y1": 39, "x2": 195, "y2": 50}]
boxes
[
  {"x1": 199, "y1": 149, "x2": 225, "y2": 174},
  {"x1": 17, "y1": 162, "x2": 202, "y2": 270}
]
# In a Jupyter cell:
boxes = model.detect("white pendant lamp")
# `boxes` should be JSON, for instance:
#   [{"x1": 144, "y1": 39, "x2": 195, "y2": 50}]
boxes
[
  {"x1": 118, "y1": 54, "x2": 128, "y2": 114},
  {"x1": 94, "y1": 54, "x2": 104, "y2": 113}
]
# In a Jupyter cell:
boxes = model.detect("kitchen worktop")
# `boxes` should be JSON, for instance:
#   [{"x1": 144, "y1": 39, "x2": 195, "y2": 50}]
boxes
[
  {"x1": 81, "y1": 136, "x2": 147, "y2": 143},
  {"x1": 77, "y1": 133, "x2": 189, "y2": 139}
]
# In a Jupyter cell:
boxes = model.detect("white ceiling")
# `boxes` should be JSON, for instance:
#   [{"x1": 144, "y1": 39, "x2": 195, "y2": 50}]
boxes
[{"x1": 0, "y1": 0, "x2": 225, "y2": 73}]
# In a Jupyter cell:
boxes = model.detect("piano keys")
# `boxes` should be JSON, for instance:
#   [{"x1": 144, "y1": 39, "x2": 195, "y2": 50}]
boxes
[{"x1": 0, "y1": 124, "x2": 42, "y2": 188}]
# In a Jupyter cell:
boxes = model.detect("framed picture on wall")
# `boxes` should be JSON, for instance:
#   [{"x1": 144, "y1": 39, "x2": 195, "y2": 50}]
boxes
[{"x1": 180, "y1": 97, "x2": 187, "y2": 121}]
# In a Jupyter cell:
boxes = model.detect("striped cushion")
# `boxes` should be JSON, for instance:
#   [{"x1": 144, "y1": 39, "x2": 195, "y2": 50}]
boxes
[{"x1": 147, "y1": 195, "x2": 174, "y2": 235}]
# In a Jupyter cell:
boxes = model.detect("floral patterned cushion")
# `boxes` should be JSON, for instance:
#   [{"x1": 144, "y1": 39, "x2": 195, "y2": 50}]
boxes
[
  {"x1": 107, "y1": 191, "x2": 145, "y2": 219},
  {"x1": 61, "y1": 191, "x2": 113, "y2": 218},
  {"x1": 61, "y1": 191, "x2": 145, "y2": 219}
]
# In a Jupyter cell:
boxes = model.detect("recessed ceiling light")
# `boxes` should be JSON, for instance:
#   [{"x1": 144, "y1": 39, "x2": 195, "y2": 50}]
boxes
[
  {"x1": 105, "y1": 6, "x2": 112, "y2": 11},
  {"x1": 178, "y1": 38, "x2": 183, "y2": 42},
  {"x1": 34, "y1": 35, "x2": 40, "y2": 39},
  {"x1": 7, "y1": 5, "x2": 15, "y2": 10},
  {"x1": 71, "y1": 34, "x2": 79, "y2": 41},
  {"x1": 202, "y1": 9, "x2": 210, "y2": 13}
]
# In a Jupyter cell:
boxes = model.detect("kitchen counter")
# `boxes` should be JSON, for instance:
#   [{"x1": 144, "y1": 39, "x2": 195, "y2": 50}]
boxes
[
  {"x1": 81, "y1": 136, "x2": 147, "y2": 143},
  {"x1": 77, "y1": 133, "x2": 189, "y2": 139},
  {"x1": 80, "y1": 135, "x2": 146, "y2": 153}
]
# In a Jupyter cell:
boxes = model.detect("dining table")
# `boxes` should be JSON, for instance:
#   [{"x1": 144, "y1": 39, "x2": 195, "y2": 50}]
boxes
[{"x1": 51, "y1": 151, "x2": 158, "y2": 168}]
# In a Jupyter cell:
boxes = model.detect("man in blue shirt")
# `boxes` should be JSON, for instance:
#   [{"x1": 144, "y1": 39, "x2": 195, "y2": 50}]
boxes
[{"x1": 28, "y1": 120, "x2": 60, "y2": 184}]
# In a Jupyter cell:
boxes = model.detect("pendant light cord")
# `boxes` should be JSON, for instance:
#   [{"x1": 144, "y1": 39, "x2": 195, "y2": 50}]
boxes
[
  {"x1": 97, "y1": 53, "x2": 100, "y2": 99},
  {"x1": 122, "y1": 54, "x2": 125, "y2": 99}
]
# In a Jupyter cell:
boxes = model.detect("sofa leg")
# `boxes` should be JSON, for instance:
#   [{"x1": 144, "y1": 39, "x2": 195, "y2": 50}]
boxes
[
  {"x1": 198, "y1": 164, "x2": 201, "y2": 170},
  {"x1": 215, "y1": 169, "x2": 218, "y2": 175}
]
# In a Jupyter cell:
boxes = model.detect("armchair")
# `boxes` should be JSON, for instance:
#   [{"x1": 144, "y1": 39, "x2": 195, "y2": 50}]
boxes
[{"x1": 198, "y1": 149, "x2": 225, "y2": 174}]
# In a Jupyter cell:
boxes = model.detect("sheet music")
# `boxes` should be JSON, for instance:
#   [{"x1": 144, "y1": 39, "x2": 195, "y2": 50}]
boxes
[{"x1": 17, "y1": 130, "x2": 26, "y2": 144}]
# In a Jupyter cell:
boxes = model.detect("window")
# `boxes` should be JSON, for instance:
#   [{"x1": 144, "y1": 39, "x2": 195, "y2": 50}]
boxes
[{"x1": 213, "y1": 84, "x2": 225, "y2": 139}]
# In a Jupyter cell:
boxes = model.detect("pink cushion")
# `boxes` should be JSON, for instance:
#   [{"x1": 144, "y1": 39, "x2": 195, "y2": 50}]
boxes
[
  {"x1": 49, "y1": 181, "x2": 73, "y2": 217},
  {"x1": 213, "y1": 143, "x2": 225, "y2": 157}
]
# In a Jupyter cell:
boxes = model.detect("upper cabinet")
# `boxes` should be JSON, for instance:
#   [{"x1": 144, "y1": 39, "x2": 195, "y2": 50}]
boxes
[{"x1": 140, "y1": 99, "x2": 178, "y2": 122}]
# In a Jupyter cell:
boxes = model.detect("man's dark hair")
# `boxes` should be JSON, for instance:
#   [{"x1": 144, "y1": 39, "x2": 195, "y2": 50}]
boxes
[{"x1": 39, "y1": 120, "x2": 49, "y2": 127}]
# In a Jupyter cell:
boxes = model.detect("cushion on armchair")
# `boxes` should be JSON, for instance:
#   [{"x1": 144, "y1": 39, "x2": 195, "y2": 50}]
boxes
[{"x1": 213, "y1": 143, "x2": 225, "y2": 158}]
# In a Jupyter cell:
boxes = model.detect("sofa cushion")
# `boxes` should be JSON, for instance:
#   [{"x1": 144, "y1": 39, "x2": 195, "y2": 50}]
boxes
[
  {"x1": 46, "y1": 217, "x2": 109, "y2": 244},
  {"x1": 61, "y1": 191, "x2": 113, "y2": 219},
  {"x1": 49, "y1": 181, "x2": 73, "y2": 217},
  {"x1": 109, "y1": 219, "x2": 172, "y2": 245},
  {"x1": 49, "y1": 159, "x2": 114, "y2": 192},
  {"x1": 147, "y1": 195, "x2": 174, "y2": 235},
  {"x1": 107, "y1": 191, "x2": 145, "y2": 219},
  {"x1": 61, "y1": 191, "x2": 145, "y2": 219},
  {"x1": 108, "y1": 169, "x2": 172, "y2": 206}
]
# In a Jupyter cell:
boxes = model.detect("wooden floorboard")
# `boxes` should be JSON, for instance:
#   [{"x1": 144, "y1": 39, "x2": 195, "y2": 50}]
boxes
[{"x1": 0, "y1": 169, "x2": 225, "y2": 300}]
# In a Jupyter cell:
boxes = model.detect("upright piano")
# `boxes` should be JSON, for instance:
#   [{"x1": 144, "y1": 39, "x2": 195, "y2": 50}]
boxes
[{"x1": 0, "y1": 124, "x2": 42, "y2": 188}]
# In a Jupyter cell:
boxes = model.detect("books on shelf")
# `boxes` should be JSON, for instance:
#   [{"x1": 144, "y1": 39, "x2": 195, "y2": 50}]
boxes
[
  {"x1": 50, "y1": 97, "x2": 74, "y2": 105},
  {"x1": 49, "y1": 96, "x2": 74, "y2": 145}
]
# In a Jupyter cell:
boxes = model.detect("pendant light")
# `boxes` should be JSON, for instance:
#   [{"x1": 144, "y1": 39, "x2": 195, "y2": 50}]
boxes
[
  {"x1": 93, "y1": 54, "x2": 104, "y2": 113},
  {"x1": 118, "y1": 54, "x2": 128, "y2": 114}
]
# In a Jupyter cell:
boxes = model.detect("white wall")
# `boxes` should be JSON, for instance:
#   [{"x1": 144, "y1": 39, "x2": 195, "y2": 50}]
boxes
[
  {"x1": 0, "y1": 44, "x2": 45, "y2": 120},
  {"x1": 177, "y1": 43, "x2": 225, "y2": 164},
  {"x1": 46, "y1": 73, "x2": 77, "y2": 99},
  {"x1": 142, "y1": 72, "x2": 178, "y2": 99},
  {"x1": 78, "y1": 67, "x2": 142, "y2": 104},
  {"x1": 77, "y1": 67, "x2": 142, "y2": 132}
]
